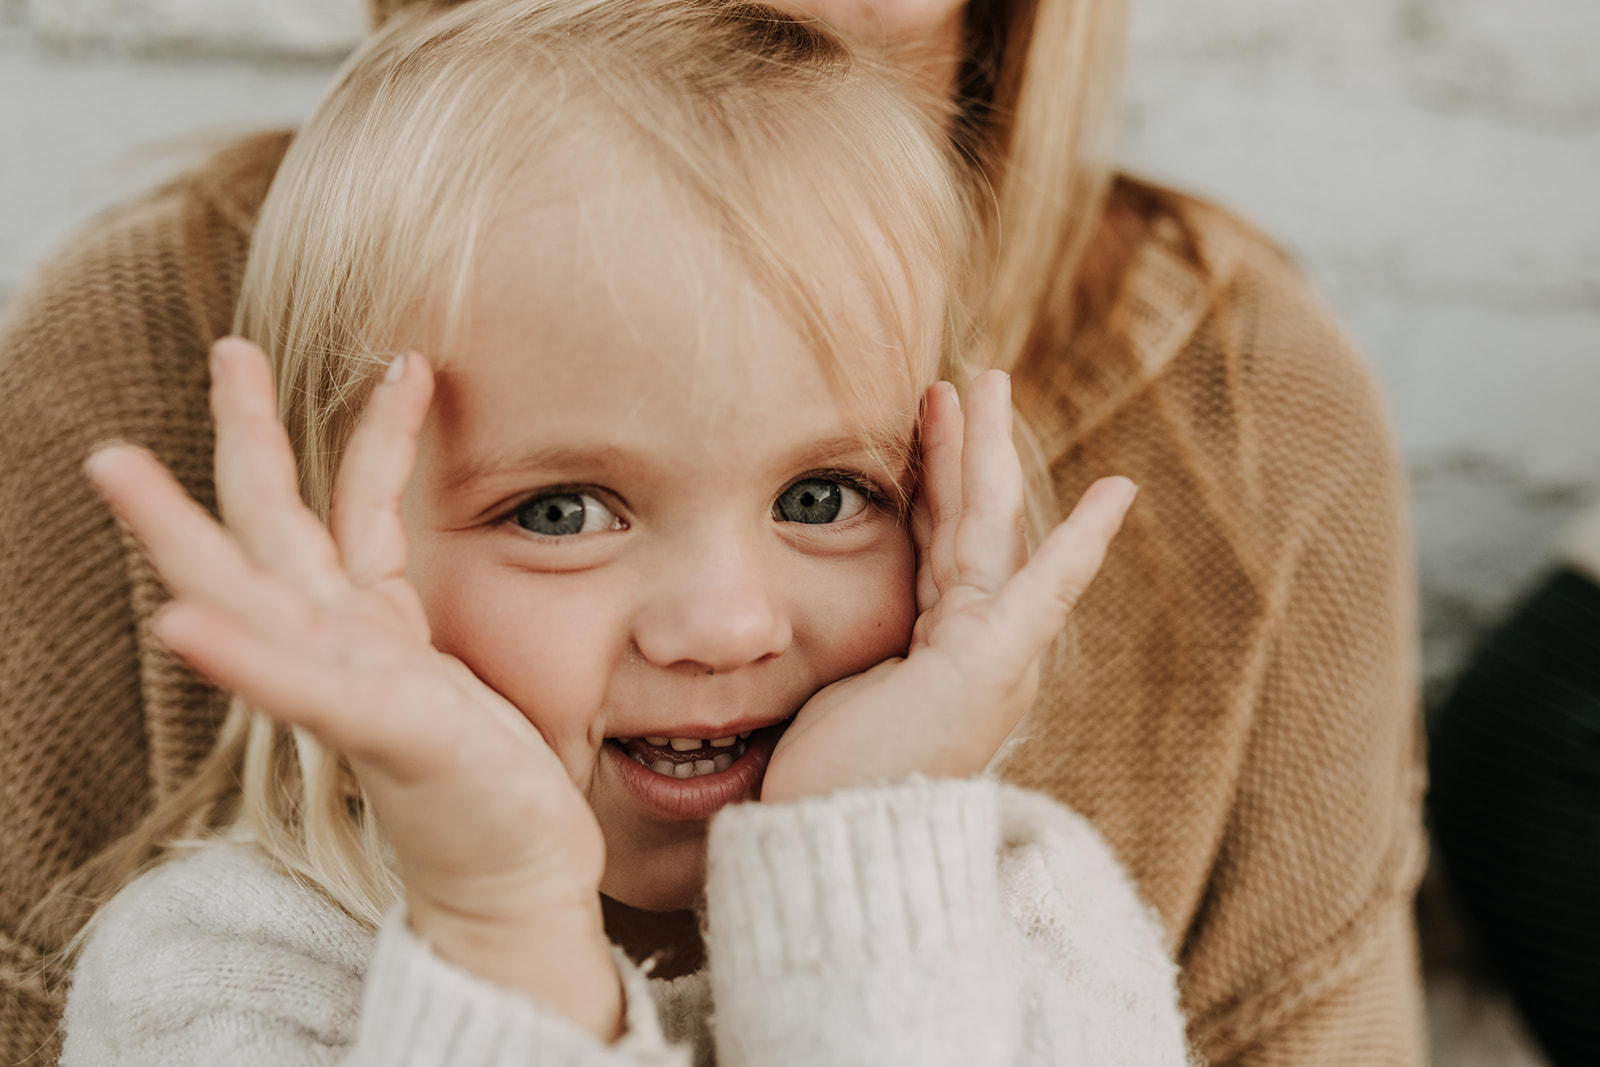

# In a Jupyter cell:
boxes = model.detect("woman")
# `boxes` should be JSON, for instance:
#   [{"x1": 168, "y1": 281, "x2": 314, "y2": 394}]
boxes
[{"x1": 0, "y1": 1, "x2": 1426, "y2": 1063}]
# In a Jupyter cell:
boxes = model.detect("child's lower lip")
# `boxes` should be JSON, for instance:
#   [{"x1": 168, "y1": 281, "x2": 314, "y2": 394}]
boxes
[{"x1": 603, "y1": 726, "x2": 780, "y2": 822}]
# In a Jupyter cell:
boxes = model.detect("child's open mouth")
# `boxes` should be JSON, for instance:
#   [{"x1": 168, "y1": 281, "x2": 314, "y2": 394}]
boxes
[
  {"x1": 612, "y1": 734, "x2": 752, "y2": 779},
  {"x1": 602, "y1": 722, "x2": 786, "y2": 821}
]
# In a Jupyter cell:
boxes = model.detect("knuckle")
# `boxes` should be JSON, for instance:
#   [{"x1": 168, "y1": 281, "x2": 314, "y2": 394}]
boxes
[{"x1": 1051, "y1": 578, "x2": 1087, "y2": 615}]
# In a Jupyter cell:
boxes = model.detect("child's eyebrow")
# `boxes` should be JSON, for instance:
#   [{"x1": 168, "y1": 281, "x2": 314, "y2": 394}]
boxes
[
  {"x1": 435, "y1": 444, "x2": 637, "y2": 494},
  {"x1": 786, "y1": 433, "x2": 916, "y2": 480}
]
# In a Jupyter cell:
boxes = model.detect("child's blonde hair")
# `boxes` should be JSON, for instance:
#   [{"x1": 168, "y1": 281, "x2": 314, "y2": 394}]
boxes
[{"x1": 48, "y1": 0, "x2": 980, "y2": 933}]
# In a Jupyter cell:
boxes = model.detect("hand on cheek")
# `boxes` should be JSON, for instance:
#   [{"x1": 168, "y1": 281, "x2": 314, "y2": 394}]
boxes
[
  {"x1": 84, "y1": 338, "x2": 622, "y2": 1042},
  {"x1": 761, "y1": 369, "x2": 1137, "y2": 803}
]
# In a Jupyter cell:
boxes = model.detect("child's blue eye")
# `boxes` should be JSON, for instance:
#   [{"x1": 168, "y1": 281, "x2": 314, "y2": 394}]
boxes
[
  {"x1": 513, "y1": 492, "x2": 620, "y2": 536},
  {"x1": 774, "y1": 478, "x2": 867, "y2": 525}
]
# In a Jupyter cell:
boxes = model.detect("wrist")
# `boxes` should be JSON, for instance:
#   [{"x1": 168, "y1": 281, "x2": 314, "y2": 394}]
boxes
[{"x1": 407, "y1": 895, "x2": 623, "y2": 1042}]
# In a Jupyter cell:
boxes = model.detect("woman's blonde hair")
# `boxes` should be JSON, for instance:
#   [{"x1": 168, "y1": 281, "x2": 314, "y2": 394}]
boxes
[
  {"x1": 961, "y1": 0, "x2": 1130, "y2": 367},
  {"x1": 36, "y1": 0, "x2": 980, "y2": 938}
]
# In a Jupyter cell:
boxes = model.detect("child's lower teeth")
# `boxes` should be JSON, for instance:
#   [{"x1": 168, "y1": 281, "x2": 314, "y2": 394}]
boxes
[{"x1": 633, "y1": 741, "x2": 743, "y2": 777}]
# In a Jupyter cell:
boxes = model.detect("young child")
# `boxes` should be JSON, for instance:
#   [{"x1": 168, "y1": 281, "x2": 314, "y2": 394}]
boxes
[{"x1": 63, "y1": 0, "x2": 1173, "y2": 1062}]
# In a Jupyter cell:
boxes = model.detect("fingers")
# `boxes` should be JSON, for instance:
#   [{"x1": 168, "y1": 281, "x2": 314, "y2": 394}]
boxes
[
  {"x1": 151, "y1": 599, "x2": 346, "y2": 739},
  {"x1": 953, "y1": 371, "x2": 1027, "y2": 592},
  {"x1": 997, "y1": 476, "x2": 1138, "y2": 651},
  {"x1": 330, "y1": 352, "x2": 435, "y2": 587},
  {"x1": 150, "y1": 598, "x2": 434, "y2": 769},
  {"x1": 209, "y1": 338, "x2": 348, "y2": 601},
  {"x1": 84, "y1": 443, "x2": 310, "y2": 633},
  {"x1": 916, "y1": 371, "x2": 1027, "y2": 601}
]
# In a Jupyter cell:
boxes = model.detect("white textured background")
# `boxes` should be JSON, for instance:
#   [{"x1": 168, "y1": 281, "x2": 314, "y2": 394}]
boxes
[
  {"x1": 2, "y1": 1, "x2": 1592, "y2": 1062},
  {"x1": 1122, "y1": 0, "x2": 1600, "y2": 708}
]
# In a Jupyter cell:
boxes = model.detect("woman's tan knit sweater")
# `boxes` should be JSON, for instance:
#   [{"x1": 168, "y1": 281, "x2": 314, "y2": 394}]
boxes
[{"x1": 0, "y1": 132, "x2": 1427, "y2": 1066}]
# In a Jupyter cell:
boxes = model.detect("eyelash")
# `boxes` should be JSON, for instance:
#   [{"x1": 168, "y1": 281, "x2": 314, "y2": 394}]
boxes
[
  {"x1": 496, "y1": 485, "x2": 626, "y2": 539},
  {"x1": 783, "y1": 469, "x2": 899, "y2": 519}
]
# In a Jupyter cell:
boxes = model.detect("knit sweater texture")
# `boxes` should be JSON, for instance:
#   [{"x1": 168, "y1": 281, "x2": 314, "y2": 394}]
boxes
[
  {"x1": 0, "y1": 132, "x2": 1427, "y2": 1065},
  {"x1": 60, "y1": 778, "x2": 1190, "y2": 1065}
]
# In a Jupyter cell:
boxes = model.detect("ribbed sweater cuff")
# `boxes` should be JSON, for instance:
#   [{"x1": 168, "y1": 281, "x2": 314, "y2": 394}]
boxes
[
  {"x1": 704, "y1": 777, "x2": 1017, "y2": 1065},
  {"x1": 707, "y1": 776, "x2": 1001, "y2": 973},
  {"x1": 355, "y1": 907, "x2": 682, "y2": 1067}
]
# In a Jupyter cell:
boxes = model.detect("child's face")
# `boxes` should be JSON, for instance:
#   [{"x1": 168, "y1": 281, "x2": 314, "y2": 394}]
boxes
[{"x1": 401, "y1": 172, "x2": 925, "y2": 911}]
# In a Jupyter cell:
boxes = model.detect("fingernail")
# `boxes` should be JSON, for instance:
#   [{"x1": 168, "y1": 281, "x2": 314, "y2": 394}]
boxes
[
  {"x1": 383, "y1": 352, "x2": 408, "y2": 385},
  {"x1": 148, "y1": 603, "x2": 175, "y2": 641},
  {"x1": 148, "y1": 603, "x2": 190, "y2": 656},
  {"x1": 82, "y1": 450, "x2": 109, "y2": 482},
  {"x1": 83, "y1": 440, "x2": 127, "y2": 480},
  {"x1": 211, "y1": 336, "x2": 249, "y2": 372}
]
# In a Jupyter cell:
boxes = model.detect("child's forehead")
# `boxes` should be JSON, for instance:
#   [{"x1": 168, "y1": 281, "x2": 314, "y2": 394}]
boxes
[
  {"x1": 447, "y1": 153, "x2": 936, "y2": 401},
  {"x1": 464, "y1": 191, "x2": 808, "y2": 402},
  {"x1": 473, "y1": 164, "x2": 765, "y2": 360},
  {"x1": 425, "y1": 182, "x2": 921, "y2": 497},
  {"x1": 491, "y1": 150, "x2": 889, "y2": 295},
  {"x1": 409, "y1": 163, "x2": 926, "y2": 489}
]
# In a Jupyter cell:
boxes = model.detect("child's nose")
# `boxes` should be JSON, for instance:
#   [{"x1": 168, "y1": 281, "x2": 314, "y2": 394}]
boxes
[{"x1": 632, "y1": 548, "x2": 792, "y2": 674}]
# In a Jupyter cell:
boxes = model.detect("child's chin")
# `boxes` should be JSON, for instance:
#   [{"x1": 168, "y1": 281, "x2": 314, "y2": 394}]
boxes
[{"x1": 600, "y1": 840, "x2": 708, "y2": 914}]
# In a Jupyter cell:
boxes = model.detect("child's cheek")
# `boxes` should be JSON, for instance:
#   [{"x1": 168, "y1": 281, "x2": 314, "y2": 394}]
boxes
[
  {"x1": 806, "y1": 531, "x2": 918, "y2": 674},
  {"x1": 414, "y1": 558, "x2": 623, "y2": 771}
]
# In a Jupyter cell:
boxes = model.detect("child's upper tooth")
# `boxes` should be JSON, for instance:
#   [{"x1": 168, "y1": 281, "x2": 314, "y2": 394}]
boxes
[
  {"x1": 738, "y1": 731, "x2": 751, "y2": 739},
  {"x1": 616, "y1": 737, "x2": 633, "y2": 744},
  {"x1": 645, "y1": 736, "x2": 670, "y2": 746},
  {"x1": 710, "y1": 736, "x2": 736, "y2": 747},
  {"x1": 669, "y1": 737, "x2": 701, "y2": 751}
]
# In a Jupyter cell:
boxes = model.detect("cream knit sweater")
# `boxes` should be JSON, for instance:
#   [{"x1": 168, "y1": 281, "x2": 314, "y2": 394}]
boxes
[{"x1": 62, "y1": 778, "x2": 1188, "y2": 1066}]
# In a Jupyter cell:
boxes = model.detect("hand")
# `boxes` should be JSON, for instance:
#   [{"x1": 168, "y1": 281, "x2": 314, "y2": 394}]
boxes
[
  {"x1": 85, "y1": 338, "x2": 620, "y2": 1040},
  {"x1": 761, "y1": 370, "x2": 1136, "y2": 803}
]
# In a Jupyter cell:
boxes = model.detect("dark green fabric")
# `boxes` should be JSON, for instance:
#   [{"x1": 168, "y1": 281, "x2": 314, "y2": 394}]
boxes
[{"x1": 1429, "y1": 566, "x2": 1600, "y2": 1067}]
